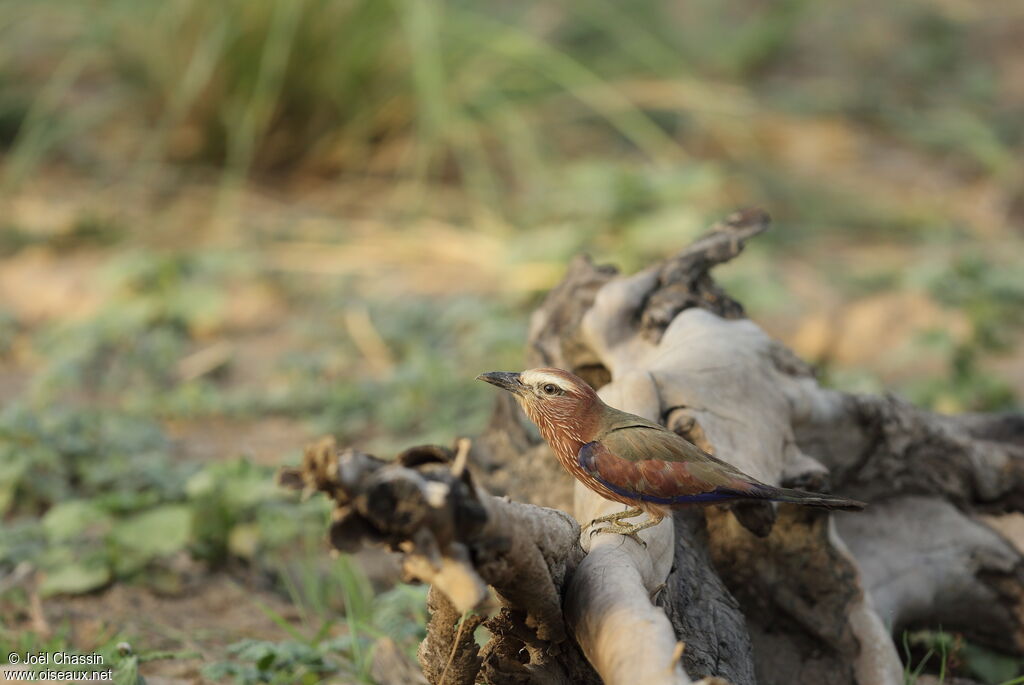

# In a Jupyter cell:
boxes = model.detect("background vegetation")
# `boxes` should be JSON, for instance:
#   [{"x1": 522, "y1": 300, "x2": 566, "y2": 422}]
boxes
[{"x1": 1, "y1": 0, "x2": 1022, "y2": 682}]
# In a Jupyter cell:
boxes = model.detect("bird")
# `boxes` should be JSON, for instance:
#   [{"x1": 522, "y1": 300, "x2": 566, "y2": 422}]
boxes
[{"x1": 477, "y1": 367, "x2": 865, "y2": 539}]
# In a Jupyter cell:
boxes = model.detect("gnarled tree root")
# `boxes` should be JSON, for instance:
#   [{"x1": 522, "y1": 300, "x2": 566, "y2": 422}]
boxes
[{"x1": 282, "y1": 210, "x2": 1024, "y2": 685}]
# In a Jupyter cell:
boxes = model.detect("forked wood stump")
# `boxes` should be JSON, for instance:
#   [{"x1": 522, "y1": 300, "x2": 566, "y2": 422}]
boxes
[{"x1": 281, "y1": 210, "x2": 1024, "y2": 685}]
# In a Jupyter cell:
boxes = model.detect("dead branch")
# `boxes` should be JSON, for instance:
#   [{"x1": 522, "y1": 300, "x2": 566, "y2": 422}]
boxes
[{"x1": 279, "y1": 438, "x2": 597, "y2": 685}]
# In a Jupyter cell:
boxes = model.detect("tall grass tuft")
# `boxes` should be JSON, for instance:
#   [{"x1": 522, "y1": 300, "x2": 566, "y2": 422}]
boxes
[{"x1": 1, "y1": 0, "x2": 690, "y2": 210}]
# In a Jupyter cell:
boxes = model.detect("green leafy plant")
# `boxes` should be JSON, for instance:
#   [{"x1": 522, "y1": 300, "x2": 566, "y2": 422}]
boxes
[
  {"x1": 206, "y1": 558, "x2": 427, "y2": 684},
  {"x1": 911, "y1": 253, "x2": 1024, "y2": 412},
  {"x1": 901, "y1": 629, "x2": 1024, "y2": 685},
  {"x1": 0, "y1": 412, "x2": 328, "y2": 597}
]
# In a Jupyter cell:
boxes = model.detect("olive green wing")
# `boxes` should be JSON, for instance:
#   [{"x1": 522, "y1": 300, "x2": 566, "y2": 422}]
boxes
[{"x1": 597, "y1": 420, "x2": 753, "y2": 487}]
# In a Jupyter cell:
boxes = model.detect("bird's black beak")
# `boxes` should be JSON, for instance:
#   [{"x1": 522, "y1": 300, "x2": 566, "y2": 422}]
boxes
[{"x1": 476, "y1": 371, "x2": 525, "y2": 396}]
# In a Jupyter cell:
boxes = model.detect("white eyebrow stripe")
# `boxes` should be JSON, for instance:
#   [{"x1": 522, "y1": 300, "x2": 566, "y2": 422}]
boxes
[{"x1": 521, "y1": 370, "x2": 569, "y2": 388}]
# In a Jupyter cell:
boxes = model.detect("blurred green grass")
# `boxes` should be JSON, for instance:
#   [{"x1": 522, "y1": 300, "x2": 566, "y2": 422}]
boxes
[
  {"x1": 1, "y1": 0, "x2": 1023, "y2": 682},
  {"x1": 2, "y1": 0, "x2": 1021, "y2": 229}
]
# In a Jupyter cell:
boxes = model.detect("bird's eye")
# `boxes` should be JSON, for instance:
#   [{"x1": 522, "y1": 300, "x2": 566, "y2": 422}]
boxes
[{"x1": 542, "y1": 383, "x2": 560, "y2": 395}]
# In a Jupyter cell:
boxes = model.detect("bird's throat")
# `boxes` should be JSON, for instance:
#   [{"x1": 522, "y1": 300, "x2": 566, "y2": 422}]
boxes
[
  {"x1": 536, "y1": 417, "x2": 585, "y2": 468},
  {"x1": 517, "y1": 399, "x2": 587, "y2": 469}
]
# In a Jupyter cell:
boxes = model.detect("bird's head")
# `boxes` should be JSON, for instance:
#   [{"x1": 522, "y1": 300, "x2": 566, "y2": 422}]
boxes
[{"x1": 476, "y1": 367, "x2": 601, "y2": 442}]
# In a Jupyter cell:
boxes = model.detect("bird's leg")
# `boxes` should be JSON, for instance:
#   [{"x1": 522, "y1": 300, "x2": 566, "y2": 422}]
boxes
[{"x1": 581, "y1": 507, "x2": 644, "y2": 533}]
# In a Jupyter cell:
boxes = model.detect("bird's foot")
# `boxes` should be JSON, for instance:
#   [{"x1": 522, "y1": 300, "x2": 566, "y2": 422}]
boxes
[
  {"x1": 590, "y1": 514, "x2": 666, "y2": 547},
  {"x1": 581, "y1": 507, "x2": 644, "y2": 533}
]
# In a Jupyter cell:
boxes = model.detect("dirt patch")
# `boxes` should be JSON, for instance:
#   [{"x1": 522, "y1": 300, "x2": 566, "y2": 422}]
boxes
[
  {"x1": 49, "y1": 572, "x2": 302, "y2": 683},
  {"x1": 165, "y1": 416, "x2": 313, "y2": 465}
]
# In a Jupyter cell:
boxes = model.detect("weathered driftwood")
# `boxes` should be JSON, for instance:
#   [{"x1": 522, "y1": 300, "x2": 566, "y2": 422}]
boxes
[{"x1": 282, "y1": 210, "x2": 1024, "y2": 685}]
